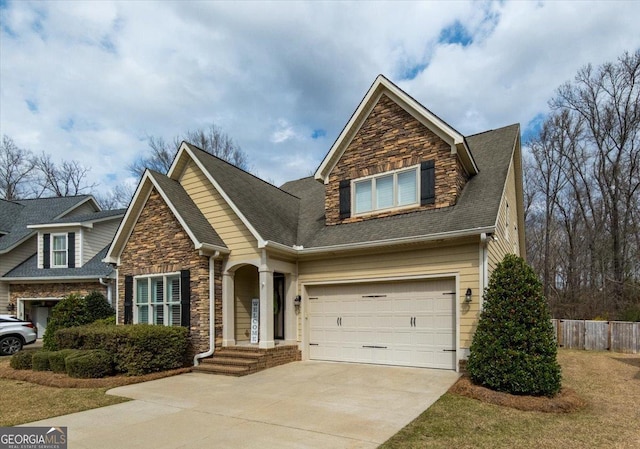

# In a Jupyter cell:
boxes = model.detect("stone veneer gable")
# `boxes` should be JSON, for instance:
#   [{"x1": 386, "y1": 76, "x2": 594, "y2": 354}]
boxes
[
  {"x1": 117, "y1": 188, "x2": 222, "y2": 354},
  {"x1": 325, "y1": 93, "x2": 470, "y2": 225}
]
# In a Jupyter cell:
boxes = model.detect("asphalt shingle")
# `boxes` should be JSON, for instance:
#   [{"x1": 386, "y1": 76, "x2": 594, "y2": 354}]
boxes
[{"x1": 3, "y1": 245, "x2": 113, "y2": 279}]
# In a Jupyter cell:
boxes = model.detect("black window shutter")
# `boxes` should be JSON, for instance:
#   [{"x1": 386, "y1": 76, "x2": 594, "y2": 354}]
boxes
[
  {"x1": 43, "y1": 233, "x2": 50, "y2": 269},
  {"x1": 124, "y1": 276, "x2": 133, "y2": 324},
  {"x1": 67, "y1": 232, "x2": 75, "y2": 268},
  {"x1": 420, "y1": 160, "x2": 435, "y2": 205},
  {"x1": 180, "y1": 269, "x2": 191, "y2": 328},
  {"x1": 339, "y1": 179, "x2": 351, "y2": 219}
]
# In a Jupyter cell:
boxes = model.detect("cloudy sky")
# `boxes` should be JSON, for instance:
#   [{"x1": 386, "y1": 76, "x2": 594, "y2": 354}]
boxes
[{"x1": 1, "y1": 1, "x2": 639, "y2": 198}]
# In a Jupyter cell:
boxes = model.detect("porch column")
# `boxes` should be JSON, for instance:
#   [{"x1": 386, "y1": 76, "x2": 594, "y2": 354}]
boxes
[
  {"x1": 222, "y1": 271, "x2": 235, "y2": 346},
  {"x1": 258, "y1": 267, "x2": 275, "y2": 348},
  {"x1": 284, "y1": 273, "x2": 298, "y2": 345}
]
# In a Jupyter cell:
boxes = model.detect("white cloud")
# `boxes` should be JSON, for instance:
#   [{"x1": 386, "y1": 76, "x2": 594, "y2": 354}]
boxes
[{"x1": 1, "y1": 0, "x2": 639, "y2": 191}]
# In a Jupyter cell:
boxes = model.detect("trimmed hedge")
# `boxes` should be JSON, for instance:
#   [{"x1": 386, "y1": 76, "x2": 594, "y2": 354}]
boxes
[
  {"x1": 65, "y1": 350, "x2": 114, "y2": 378},
  {"x1": 43, "y1": 292, "x2": 115, "y2": 350},
  {"x1": 55, "y1": 324, "x2": 190, "y2": 376},
  {"x1": 48, "y1": 349, "x2": 81, "y2": 373},
  {"x1": 31, "y1": 351, "x2": 51, "y2": 371},
  {"x1": 10, "y1": 350, "x2": 35, "y2": 370}
]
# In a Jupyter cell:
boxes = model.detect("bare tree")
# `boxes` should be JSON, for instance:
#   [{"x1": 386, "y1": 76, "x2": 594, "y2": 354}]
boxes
[
  {"x1": 0, "y1": 135, "x2": 35, "y2": 201},
  {"x1": 32, "y1": 152, "x2": 97, "y2": 197},
  {"x1": 130, "y1": 123, "x2": 248, "y2": 177},
  {"x1": 93, "y1": 183, "x2": 136, "y2": 210},
  {"x1": 526, "y1": 50, "x2": 640, "y2": 318}
]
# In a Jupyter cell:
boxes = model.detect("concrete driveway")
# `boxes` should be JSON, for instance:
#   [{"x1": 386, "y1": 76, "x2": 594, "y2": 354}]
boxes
[{"x1": 24, "y1": 361, "x2": 459, "y2": 448}]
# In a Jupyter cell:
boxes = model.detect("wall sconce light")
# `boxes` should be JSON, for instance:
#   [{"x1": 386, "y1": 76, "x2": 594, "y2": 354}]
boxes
[
  {"x1": 294, "y1": 295, "x2": 302, "y2": 306},
  {"x1": 6, "y1": 302, "x2": 16, "y2": 313},
  {"x1": 464, "y1": 288, "x2": 472, "y2": 303}
]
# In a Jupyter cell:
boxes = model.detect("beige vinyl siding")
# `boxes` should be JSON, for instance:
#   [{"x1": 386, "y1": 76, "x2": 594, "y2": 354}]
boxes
[
  {"x1": 0, "y1": 237, "x2": 37, "y2": 307},
  {"x1": 298, "y1": 239, "x2": 481, "y2": 349},
  {"x1": 179, "y1": 161, "x2": 260, "y2": 261},
  {"x1": 234, "y1": 265, "x2": 259, "y2": 341},
  {"x1": 488, "y1": 159, "x2": 521, "y2": 273},
  {"x1": 0, "y1": 238, "x2": 37, "y2": 276},
  {"x1": 82, "y1": 220, "x2": 120, "y2": 265}
]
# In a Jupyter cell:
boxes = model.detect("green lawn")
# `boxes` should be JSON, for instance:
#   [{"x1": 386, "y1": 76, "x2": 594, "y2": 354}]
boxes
[{"x1": 380, "y1": 350, "x2": 640, "y2": 449}]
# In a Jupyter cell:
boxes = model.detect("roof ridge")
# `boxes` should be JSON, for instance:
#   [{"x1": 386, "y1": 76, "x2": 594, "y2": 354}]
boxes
[{"x1": 466, "y1": 123, "x2": 520, "y2": 138}]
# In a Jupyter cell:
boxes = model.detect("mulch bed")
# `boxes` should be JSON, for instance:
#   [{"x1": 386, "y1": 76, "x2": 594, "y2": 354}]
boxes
[
  {"x1": 449, "y1": 375, "x2": 587, "y2": 413},
  {"x1": 0, "y1": 362, "x2": 192, "y2": 389}
]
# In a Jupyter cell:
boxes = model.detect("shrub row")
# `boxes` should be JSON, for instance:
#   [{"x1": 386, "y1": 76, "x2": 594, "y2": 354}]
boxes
[
  {"x1": 10, "y1": 349, "x2": 112, "y2": 378},
  {"x1": 54, "y1": 324, "x2": 190, "y2": 375}
]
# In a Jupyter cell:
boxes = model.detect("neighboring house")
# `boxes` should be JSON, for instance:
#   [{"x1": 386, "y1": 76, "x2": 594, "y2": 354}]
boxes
[
  {"x1": 105, "y1": 75, "x2": 524, "y2": 372},
  {"x1": 0, "y1": 196, "x2": 124, "y2": 338}
]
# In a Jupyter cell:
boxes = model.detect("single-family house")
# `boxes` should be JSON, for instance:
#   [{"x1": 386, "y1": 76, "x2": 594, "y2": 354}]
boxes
[
  {"x1": 1, "y1": 196, "x2": 124, "y2": 337},
  {"x1": 105, "y1": 75, "x2": 524, "y2": 373}
]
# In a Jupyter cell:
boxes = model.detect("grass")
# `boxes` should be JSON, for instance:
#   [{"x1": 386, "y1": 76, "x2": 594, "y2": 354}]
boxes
[
  {"x1": 0, "y1": 356, "x2": 190, "y2": 427},
  {"x1": 380, "y1": 350, "x2": 640, "y2": 449},
  {"x1": 0, "y1": 376, "x2": 128, "y2": 427}
]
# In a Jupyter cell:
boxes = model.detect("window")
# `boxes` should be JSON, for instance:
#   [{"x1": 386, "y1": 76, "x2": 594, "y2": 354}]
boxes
[
  {"x1": 353, "y1": 166, "x2": 418, "y2": 215},
  {"x1": 51, "y1": 234, "x2": 67, "y2": 268},
  {"x1": 135, "y1": 274, "x2": 181, "y2": 326}
]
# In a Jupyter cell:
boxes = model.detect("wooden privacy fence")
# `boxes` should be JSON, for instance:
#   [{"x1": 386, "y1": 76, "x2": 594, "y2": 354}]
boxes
[{"x1": 552, "y1": 319, "x2": 640, "y2": 354}]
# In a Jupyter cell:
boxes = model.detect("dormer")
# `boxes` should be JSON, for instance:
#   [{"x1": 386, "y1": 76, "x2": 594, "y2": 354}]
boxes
[
  {"x1": 28, "y1": 210, "x2": 124, "y2": 270},
  {"x1": 315, "y1": 75, "x2": 478, "y2": 225}
]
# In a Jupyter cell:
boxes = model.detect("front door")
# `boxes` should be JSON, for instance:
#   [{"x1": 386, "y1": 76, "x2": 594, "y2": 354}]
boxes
[{"x1": 274, "y1": 273, "x2": 285, "y2": 340}]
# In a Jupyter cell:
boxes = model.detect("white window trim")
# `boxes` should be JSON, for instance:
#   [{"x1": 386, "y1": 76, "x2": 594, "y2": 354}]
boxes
[
  {"x1": 133, "y1": 272, "x2": 181, "y2": 326},
  {"x1": 51, "y1": 233, "x2": 68, "y2": 268},
  {"x1": 352, "y1": 165, "x2": 420, "y2": 216}
]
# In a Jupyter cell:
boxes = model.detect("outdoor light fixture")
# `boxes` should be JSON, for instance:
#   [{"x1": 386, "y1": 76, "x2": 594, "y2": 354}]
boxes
[
  {"x1": 464, "y1": 288, "x2": 472, "y2": 303},
  {"x1": 294, "y1": 295, "x2": 302, "y2": 306},
  {"x1": 6, "y1": 303, "x2": 15, "y2": 312}
]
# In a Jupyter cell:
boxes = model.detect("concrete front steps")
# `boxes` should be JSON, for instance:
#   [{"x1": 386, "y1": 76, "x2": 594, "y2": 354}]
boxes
[{"x1": 193, "y1": 345, "x2": 301, "y2": 377}]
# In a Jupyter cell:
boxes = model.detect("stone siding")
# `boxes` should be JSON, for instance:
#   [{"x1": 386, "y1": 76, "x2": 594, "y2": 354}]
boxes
[
  {"x1": 325, "y1": 93, "x2": 469, "y2": 225},
  {"x1": 9, "y1": 282, "x2": 107, "y2": 304},
  {"x1": 117, "y1": 189, "x2": 222, "y2": 354}
]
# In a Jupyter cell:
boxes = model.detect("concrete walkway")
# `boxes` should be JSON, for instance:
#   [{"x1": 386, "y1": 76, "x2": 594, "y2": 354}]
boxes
[{"x1": 24, "y1": 361, "x2": 459, "y2": 448}]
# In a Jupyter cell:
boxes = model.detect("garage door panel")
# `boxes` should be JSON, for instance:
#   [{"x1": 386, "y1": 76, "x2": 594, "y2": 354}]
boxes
[{"x1": 308, "y1": 279, "x2": 456, "y2": 370}]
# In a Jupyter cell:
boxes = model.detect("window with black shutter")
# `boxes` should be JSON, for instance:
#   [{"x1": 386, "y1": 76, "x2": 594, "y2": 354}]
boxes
[
  {"x1": 43, "y1": 233, "x2": 50, "y2": 269},
  {"x1": 420, "y1": 160, "x2": 435, "y2": 205},
  {"x1": 124, "y1": 275, "x2": 133, "y2": 324},
  {"x1": 339, "y1": 179, "x2": 351, "y2": 219}
]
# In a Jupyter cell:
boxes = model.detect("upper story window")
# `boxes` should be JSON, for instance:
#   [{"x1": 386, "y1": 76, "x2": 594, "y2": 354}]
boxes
[
  {"x1": 353, "y1": 166, "x2": 419, "y2": 215},
  {"x1": 135, "y1": 274, "x2": 182, "y2": 326},
  {"x1": 51, "y1": 234, "x2": 68, "y2": 268}
]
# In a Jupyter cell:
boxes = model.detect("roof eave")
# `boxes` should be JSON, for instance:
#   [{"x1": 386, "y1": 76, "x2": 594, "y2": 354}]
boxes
[
  {"x1": 297, "y1": 226, "x2": 495, "y2": 256},
  {"x1": 3, "y1": 274, "x2": 111, "y2": 282}
]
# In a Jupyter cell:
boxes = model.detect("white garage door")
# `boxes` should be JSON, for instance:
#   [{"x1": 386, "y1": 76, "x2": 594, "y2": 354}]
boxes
[{"x1": 307, "y1": 279, "x2": 456, "y2": 369}]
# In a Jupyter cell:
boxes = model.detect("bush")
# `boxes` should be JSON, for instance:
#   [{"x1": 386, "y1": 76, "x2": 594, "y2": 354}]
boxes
[
  {"x1": 10, "y1": 350, "x2": 35, "y2": 370},
  {"x1": 55, "y1": 324, "x2": 190, "y2": 375},
  {"x1": 31, "y1": 351, "x2": 51, "y2": 371},
  {"x1": 48, "y1": 349, "x2": 81, "y2": 373},
  {"x1": 620, "y1": 304, "x2": 640, "y2": 322},
  {"x1": 43, "y1": 292, "x2": 115, "y2": 350},
  {"x1": 65, "y1": 350, "x2": 114, "y2": 378},
  {"x1": 92, "y1": 316, "x2": 116, "y2": 326},
  {"x1": 468, "y1": 254, "x2": 562, "y2": 397}
]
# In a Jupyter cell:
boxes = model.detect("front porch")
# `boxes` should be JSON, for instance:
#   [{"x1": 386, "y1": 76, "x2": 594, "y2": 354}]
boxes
[
  {"x1": 221, "y1": 257, "x2": 299, "y2": 350},
  {"x1": 194, "y1": 344, "x2": 301, "y2": 376}
]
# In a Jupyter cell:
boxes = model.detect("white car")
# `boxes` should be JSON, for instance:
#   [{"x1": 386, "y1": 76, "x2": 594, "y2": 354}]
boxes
[{"x1": 0, "y1": 315, "x2": 38, "y2": 356}]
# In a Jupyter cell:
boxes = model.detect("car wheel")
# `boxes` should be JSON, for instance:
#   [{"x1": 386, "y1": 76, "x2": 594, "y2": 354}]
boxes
[{"x1": 0, "y1": 336, "x2": 23, "y2": 356}]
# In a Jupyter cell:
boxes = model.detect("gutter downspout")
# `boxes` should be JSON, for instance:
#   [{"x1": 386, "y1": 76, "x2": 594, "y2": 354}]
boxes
[
  {"x1": 480, "y1": 233, "x2": 489, "y2": 310},
  {"x1": 99, "y1": 277, "x2": 112, "y2": 306},
  {"x1": 194, "y1": 251, "x2": 220, "y2": 366}
]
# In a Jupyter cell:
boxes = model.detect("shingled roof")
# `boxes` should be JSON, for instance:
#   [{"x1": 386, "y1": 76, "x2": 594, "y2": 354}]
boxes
[
  {"x1": 0, "y1": 196, "x2": 95, "y2": 253},
  {"x1": 148, "y1": 170, "x2": 227, "y2": 250}
]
